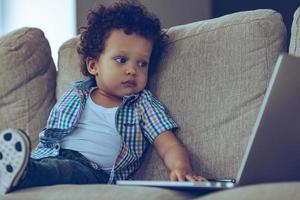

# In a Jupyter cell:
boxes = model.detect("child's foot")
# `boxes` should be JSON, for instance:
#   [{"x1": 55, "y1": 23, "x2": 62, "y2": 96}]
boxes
[{"x1": 0, "y1": 129, "x2": 30, "y2": 195}]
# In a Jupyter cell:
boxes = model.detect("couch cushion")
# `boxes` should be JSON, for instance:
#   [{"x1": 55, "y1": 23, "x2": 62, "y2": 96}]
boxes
[
  {"x1": 0, "y1": 184, "x2": 198, "y2": 200},
  {"x1": 134, "y1": 9, "x2": 286, "y2": 180},
  {"x1": 56, "y1": 36, "x2": 85, "y2": 99},
  {"x1": 289, "y1": 7, "x2": 300, "y2": 56},
  {"x1": 0, "y1": 27, "x2": 56, "y2": 147},
  {"x1": 193, "y1": 182, "x2": 300, "y2": 200}
]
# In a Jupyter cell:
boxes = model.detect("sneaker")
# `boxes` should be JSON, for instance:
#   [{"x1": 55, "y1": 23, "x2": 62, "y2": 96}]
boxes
[{"x1": 0, "y1": 129, "x2": 31, "y2": 195}]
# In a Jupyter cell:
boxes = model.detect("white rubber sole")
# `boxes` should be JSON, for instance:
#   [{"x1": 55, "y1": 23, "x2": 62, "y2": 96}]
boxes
[{"x1": 0, "y1": 129, "x2": 30, "y2": 195}]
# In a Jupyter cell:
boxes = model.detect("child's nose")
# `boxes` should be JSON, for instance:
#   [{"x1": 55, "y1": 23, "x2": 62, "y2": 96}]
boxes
[{"x1": 126, "y1": 65, "x2": 137, "y2": 76}]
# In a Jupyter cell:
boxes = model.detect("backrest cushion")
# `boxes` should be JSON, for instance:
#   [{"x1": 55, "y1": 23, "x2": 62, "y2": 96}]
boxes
[
  {"x1": 135, "y1": 9, "x2": 286, "y2": 180},
  {"x1": 57, "y1": 9, "x2": 286, "y2": 180},
  {"x1": 56, "y1": 36, "x2": 85, "y2": 99},
  {"x1": 289, "y1": 7, "x2": 300, "y2": 56},
  {"x1": 0, "y1": 27, "x2": 56, "y2": 147}
]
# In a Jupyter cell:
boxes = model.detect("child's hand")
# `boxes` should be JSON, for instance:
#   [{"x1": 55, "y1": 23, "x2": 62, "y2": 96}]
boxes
[
  {"x1": 169, "y1": 167, "x2": 207, "y2": 182},
  {"x1": 153, "y1": 131, "x2": 207, "y2": 182}
]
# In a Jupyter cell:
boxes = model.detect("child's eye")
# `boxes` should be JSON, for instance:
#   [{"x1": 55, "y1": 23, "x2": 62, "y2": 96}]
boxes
[
  {"x1": 137, "y1": 61, "x2": 148, "y2": 68},
  {"x1": 115, "y1": 56, "x2": 127, "y2": 64}
]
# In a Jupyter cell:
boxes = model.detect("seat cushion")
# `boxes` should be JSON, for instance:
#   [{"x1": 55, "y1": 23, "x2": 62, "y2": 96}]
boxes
[
  {"x1": 0, "y1": 184, "x2": 198, "y2": 200},
  {"x1": 193, "y1": 182, "x2": 300, "y2": 200},
  {"x1": 289, "y1": 7, "x2": 300, "y2": 56},
  {"x1": 0, "y1": 27, "x2": 56, "y2": 147}
]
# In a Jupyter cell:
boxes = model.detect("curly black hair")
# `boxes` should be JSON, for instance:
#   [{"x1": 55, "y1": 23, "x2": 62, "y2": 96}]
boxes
[{"x1": 77, "y1": 0, "x2": 169, "y2": 78}]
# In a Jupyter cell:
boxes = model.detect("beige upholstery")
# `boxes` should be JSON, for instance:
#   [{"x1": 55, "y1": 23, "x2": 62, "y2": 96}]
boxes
[
  {"x1": 289, "y1": 7, "x2": 300, "y2": 56},
  {"x1": 56, "y1": 35, "x2": 85, "y2": 99},
  {"x1": 194, "y1": 182, "x2": 300, "y2": 200},
  {"x1": 1, "y1": 6, "x2": 300, "y2": 200},
  {"x1": 0, "y1": 27, "x2": 56, "y2": 147},
  {"x1": 136, "y1": 9, "x2": 286, "y2": 180},
  {"x1": 0, "y1": 185, "x2": 198, "y2": 200}
]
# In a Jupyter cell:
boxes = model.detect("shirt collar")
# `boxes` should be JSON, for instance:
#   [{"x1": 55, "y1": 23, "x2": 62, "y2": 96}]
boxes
[{"x1": 122, "y1": 93, "x2": 140, "y2": 105}]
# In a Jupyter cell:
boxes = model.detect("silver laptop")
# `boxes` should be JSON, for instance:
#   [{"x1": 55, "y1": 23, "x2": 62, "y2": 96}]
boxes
[{"x1": 117, "y1": 53, "x2": 300, "y2": 191}]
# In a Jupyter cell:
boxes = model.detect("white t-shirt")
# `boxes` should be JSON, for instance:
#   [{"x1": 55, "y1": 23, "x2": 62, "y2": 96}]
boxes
[{"x1": 61, "y1": 88, "x2": 121, "y2": 170}]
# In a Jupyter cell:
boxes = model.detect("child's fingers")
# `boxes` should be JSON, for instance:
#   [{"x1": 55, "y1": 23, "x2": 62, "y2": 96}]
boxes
[
  {"x1": 195, "y1": 176, "x2": 207, "y2": 182},
  {"x1": 170, "y1": 170, "x2": 206, "y2": 182},
  {"x1": 186, "y1": 175, "x2": 196, "y2": 182},
  {"x1": 176, "y1": 173, "x2": 186, "y2": 182},
  {"x1": 169, "y1": 172, "x2": 178, "y2": 181},
  {"x1": 186, "y1": 175, "x2": 207, "y2": 182},
  {"x1": 170, "y1": 171, "x2": 187, "y2": 181}
]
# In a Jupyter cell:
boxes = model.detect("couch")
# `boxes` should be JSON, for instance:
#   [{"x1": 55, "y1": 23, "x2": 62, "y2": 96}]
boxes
[{"x1": 0, "y1": 7, "x2": 300, "y2": 200}]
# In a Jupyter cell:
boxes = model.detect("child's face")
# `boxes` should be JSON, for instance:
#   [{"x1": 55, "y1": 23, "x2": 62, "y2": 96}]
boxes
[{"x1": 87, "y1": 29, "x2": 152, "y2": 99}]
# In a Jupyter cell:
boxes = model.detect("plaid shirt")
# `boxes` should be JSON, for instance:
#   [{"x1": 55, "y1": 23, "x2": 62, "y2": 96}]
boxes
[{"x1": 31, "y1": 78, "x2": 177, "y2": 181}]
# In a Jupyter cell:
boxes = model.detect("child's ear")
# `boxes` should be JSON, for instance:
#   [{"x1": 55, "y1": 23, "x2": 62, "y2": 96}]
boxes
[{"x1": 86, "y1": 57, "x2": 98, "y2": 75}]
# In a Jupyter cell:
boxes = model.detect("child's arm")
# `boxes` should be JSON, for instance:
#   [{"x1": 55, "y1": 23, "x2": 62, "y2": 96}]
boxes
[{"x1": 153, "y1": 131, "x2": 207, "y2": 182}]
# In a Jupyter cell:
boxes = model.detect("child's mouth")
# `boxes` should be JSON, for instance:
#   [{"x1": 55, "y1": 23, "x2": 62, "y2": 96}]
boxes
[{"x1": 122, "y1": 80, "x2": 136, "y2": 87}]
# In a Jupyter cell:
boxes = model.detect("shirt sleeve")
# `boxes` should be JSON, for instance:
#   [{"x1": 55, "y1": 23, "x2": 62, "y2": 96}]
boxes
[
  {"x1": 140, "y1": 90, "x2": 178, "y2": 143},
  {"x1": 46, "y1": 87, "x2": 81, "y2": 129}
]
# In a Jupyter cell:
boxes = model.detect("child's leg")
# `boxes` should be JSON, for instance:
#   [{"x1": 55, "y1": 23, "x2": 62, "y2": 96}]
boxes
[
  {"x1": 14, "y1": 152, "x2": 108, "y2": 190},
  {"x1": 0, "y1": 129, "x2": 31, "y2": 194},
  {"x1": 0, "y1": 129, "x2": 109, "y2": 194}
]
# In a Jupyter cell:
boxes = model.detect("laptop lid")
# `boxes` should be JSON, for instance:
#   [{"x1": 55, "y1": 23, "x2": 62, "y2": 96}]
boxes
[{"x1": 237, "y1": 53, "x2": 300, "y2": 185}]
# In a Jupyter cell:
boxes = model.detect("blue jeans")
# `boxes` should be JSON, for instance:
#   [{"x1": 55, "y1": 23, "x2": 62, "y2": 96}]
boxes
[{"x1": 14, "y1": 149, "x2": 110, "y2": 191}]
